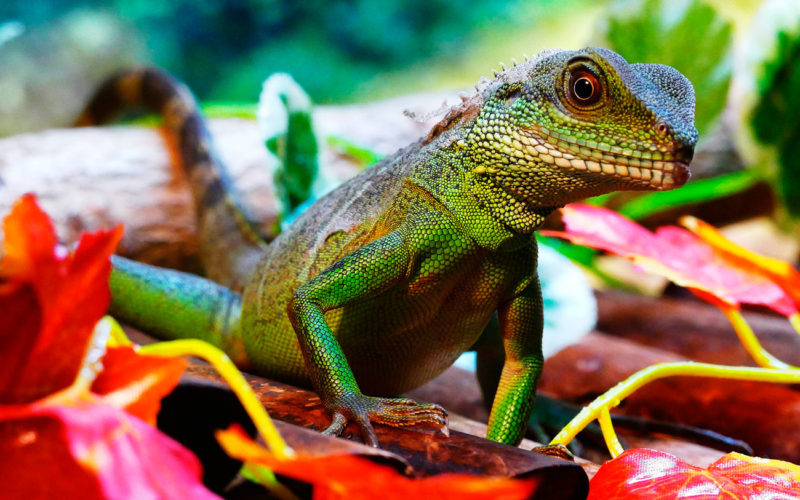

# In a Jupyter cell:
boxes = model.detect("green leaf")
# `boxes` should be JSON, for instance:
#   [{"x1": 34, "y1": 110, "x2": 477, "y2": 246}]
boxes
[
  {"x1": 327, "y1": 136, "x2": 383, "y2": 168},
  {"x1": 616, "y1": 170, "x2": 761, "y2": 220},
  {"x1": 537, "y1": 235, "x2": 598, "y2": 268},
  {"x1": 743, "y1": 3, "x2": 800, "y2": 216},
  {"x1": 258, "y1": 73, "x2": 320, "y2": 219},
  {"x1": 599, "y1": 0, "x2": 733, "y2": 136},
  {"x1": 202, "y1": 102, "x2": 257, "y2": 119}
]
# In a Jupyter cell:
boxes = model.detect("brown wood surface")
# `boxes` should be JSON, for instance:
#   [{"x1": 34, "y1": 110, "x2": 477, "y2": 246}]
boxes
[
  {"x1": 0, "y1": 94, "x2": 449, "y2": 270},
  {"x1": 540, "y1": 329, "x2": 800, "y2": 463},
  {"x1": 184, "y1": 362, "x2": 590, "y2": 499},
  {"x1": 596, "y1": 289, "x2": 800, "y2": 367}
]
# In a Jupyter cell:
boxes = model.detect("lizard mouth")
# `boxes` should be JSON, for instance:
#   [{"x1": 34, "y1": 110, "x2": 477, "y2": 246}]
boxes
[
  {"x1": 669, "y1": 162, "x2": 691, "y2": 188},
  {"x1": 514, "y1": 129, "x2": 693, "y2": 190},
  {"x1": 552, "y1": 156, "x2": 691, "y2": 190}
]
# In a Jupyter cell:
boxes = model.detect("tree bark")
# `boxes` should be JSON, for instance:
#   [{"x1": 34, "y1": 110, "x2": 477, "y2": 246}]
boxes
[{"x1": 0, "y1": 92, "x2": 451, "y2": 270}]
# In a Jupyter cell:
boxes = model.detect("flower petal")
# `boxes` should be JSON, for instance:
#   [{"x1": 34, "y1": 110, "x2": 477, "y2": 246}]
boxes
[
  {"x1": 0, "y1": 415, "x2": 104, "y2": 499},
  {"x1": 682, "y1": 216, "x2": 800, "y2": 306},
  {"x1": 542, "y1": 204, "x2": 798, "y2": 316},
  {"x1": 92, "y1": 346, "x2": 188, "y2": 424},
  {"x1": 0, "y1": 195, "x2": 123, "y2": 403},
  {"x1": 0, "y1": 397, "x2": 219, "y2": 500}
]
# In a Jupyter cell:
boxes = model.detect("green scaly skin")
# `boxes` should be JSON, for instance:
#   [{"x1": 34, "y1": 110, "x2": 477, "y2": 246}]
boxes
[{"x1": 80, "y1": 47, "x2": 697, "y2": 448}]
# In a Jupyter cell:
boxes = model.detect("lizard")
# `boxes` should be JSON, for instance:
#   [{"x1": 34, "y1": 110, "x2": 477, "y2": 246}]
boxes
[{"x1": 77, "y1": 47, "x2": 697, "y2": 448}]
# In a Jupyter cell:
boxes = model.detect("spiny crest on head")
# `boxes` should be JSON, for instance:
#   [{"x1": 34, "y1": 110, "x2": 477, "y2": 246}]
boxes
[{"x1": 425, "y1": 49, "x2": 563, "y2": 144}]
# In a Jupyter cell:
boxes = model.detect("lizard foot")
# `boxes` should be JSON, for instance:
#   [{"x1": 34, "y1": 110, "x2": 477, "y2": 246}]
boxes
[{"x1": 321, "y1": 394, "x2": 448, "y2": 447}]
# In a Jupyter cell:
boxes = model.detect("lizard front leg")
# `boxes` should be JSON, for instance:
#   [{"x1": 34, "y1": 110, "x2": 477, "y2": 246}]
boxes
[
  {"x1": 287, "y1": 230, "x2": 447, "y2": 447},
  {"x1": 486, "y1": 276, "x2": 544, "y2": 445}
]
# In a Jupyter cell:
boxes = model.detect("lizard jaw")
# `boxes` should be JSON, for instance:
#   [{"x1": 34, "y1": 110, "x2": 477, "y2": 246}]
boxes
[
  {"x1": 509, "y1": 124, "x2": 694, "y2": 190},
  {"x1": 501, "y1": 133, "x2": 692, "y2": 190},
  {"x1": 546, "y1": 156, "x2": 691, "y2": 190}
]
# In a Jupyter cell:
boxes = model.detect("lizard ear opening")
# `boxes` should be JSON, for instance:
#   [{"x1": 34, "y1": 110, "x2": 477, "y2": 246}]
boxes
[{"x1": 495, "y1": 83, "x2": 522, "y2": 108}]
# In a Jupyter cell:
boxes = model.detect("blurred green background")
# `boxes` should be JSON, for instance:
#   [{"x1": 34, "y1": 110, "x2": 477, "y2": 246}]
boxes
[
  {"x1": 3, "y1": 0, "x2": 800, "y2": 222},
  {"x1": 1, "y1": 0, "x2": 598, "y2": 109},
  {"x1": 0, "y1": 0, "x2": 608, "y2": 137}
]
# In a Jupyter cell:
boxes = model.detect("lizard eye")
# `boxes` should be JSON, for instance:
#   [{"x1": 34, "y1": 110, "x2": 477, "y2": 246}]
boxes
[
  {"x1": 574, "y1": 77, "x2": 594, "y2": 100},
  {"x1": 566, "y1": 67, "x2": 602, "y2": 107}
]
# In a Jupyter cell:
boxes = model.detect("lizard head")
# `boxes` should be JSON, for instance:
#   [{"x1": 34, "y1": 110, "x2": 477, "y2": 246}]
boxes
[{"x1": 462, "y1": 47, "x2": 697, "y2": 221}]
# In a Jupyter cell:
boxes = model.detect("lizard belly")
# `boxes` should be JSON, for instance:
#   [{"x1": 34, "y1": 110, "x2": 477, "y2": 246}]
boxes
[
  {"x1": 326, "y1": 256, "x2": 520, "y2": 396},
  {"x1": 330, "y1": 294, "x2": 494, "y2": 396},
  {"x1": 241, "y1": 245, "x2": 529, "y2": 396}
]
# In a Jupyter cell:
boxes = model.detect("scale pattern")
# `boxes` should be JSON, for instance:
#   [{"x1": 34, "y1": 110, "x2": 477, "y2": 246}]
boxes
[{"x1": 93, "y1": 47, "x2": 698, "y2": 447}]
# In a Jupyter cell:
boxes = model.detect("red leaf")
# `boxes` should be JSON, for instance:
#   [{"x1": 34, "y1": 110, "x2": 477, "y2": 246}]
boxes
[
  {"x1": 0, "y1": 193, "x2": 57, "y2": 281},
  {"x1": 0, "y1": 194, "x2": 123, "y2": 403},
  {"x1": 588, "y1": 448, "x2": 800, "y2": 499},
  {"x1": 217, "y1": 425, "x2": 542, "y2": 500},
  {"x1": 0, "y1": 396, "x2": 220, "y2": 500},
  {"x1": 683, "y1": 216, "x2": 800, "y2": 307},
  {"x1": 542, "y1": 204, "x2": 797, "y2": 316},
  {"x1": 92, "y1": 346, "x2": 188, "y2": 424}
]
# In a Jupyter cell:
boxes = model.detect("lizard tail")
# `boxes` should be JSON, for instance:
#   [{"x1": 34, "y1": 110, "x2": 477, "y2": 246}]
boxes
[
  {"x1": 77, "y1": 67, "x2": 266, "y2": 291},
  {"x1": 109, "y1": 255, "x2": 250, "y2": 367}
]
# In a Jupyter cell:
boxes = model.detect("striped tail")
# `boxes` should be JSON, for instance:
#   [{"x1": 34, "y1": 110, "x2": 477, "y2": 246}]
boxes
[{"x1": 77, "y1": 67, "x2": 265, "y2": 291}]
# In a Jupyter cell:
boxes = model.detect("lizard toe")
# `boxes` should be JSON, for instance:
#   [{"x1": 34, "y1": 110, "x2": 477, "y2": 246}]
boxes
[
  {"x1": 321, "y1": 412, "x2": 348, "y2": 437},
  {"x1": 370, "y1": 398, "x2": 449, "y2": 433}
]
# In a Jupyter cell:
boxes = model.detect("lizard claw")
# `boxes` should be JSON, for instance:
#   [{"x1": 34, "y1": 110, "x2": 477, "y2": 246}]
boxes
[
  {"x1": 321, "y1": 412, "x2": 348, "y2": 437},
  {"x1": 370, "y1": 397, "x2": 449, "y2": 431},
  {"x1": 321, "y1": 394, "x2": 449, "y2": 447}
]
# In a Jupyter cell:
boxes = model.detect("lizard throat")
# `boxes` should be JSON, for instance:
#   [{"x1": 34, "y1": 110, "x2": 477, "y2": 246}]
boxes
[{"x1": 469, "y1": 173, "x2": 557, "y2": 234}]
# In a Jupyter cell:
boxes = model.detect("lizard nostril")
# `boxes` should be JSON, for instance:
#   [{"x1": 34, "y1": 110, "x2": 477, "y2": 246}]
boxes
[{"x1": 656, "y1": 121, "x2": 670, "y2": 137}]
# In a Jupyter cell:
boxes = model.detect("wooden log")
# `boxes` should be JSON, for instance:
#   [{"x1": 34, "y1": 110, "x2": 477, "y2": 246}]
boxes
[
  {"x1": 596, "y1": 289, "x2": 800, "y2": 367},
  {"x1": 127, "y1": 326, "x2": 598, "y2": 482},
  {"x1": 183, "y1": 361, "x2": 590, "y2": 499},
  {"x1": 540, "y1": 331, "x2": 800, "y2": 463},
  {"x1": 392, "y1": 361, "x2": 738, "y2": 474},
  {"x1": 0, "y1": 93, "x2": 449, "y2": 270}
]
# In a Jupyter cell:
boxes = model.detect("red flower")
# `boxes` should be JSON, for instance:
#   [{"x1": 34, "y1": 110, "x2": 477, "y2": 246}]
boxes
[{"x1": 0, "y1": 194, "x2": 217, "y2": 499}]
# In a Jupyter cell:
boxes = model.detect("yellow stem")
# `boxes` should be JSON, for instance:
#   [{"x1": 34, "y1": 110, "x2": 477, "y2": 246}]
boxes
[
  {"x1": 140, "y1": 339, "x2": 293, "y2": 459},
  {"x1": 789, "y1": 313, "x2": 800, "y2": 337},
  {"x1": 721, "y1": 306, "x2": 794, "y2": 369},
  {"x1": 597, "y1": 409, "x2": 623, "y2": 458},
  {"x1": 104, "y1": 315, "x2": 133, "y2": 347},
  {"x1": 550, "y1": 361, "x2": 800, "y2": 455}
]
